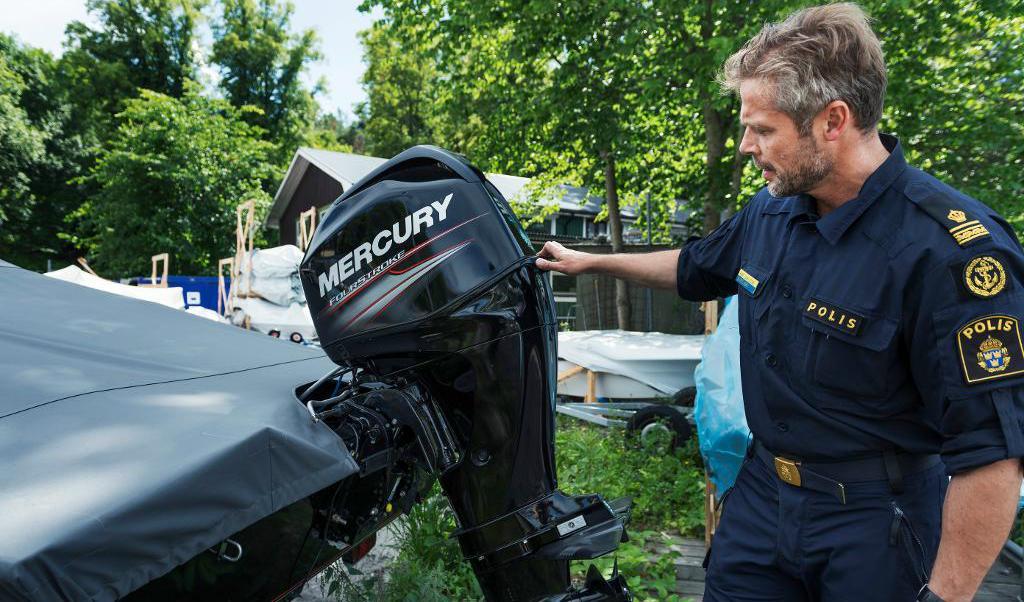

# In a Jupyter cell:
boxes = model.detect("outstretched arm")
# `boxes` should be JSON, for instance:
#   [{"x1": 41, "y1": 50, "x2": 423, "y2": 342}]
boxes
[{"x1": 535, "y1": 241, "x2": 680, "y2": 291}]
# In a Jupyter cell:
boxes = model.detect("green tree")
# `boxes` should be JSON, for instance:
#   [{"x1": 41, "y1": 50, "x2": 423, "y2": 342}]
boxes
[
  {"x1": 71, "y1": 84, "x2": 274, "y2": 276},
  {"x1": 0, "y1": 40, "x2": 50, "y2": 261},
  {"x1": 356, "y1": 20, "x2": 437, "y2": 158},
  {"x1": 872, "y1": 1, "x2": 1024, "y2": 233},
  {"x1": 0, "y1": 34, "x2": 90, "y2": 271},
  {"x1": 211, "y1": 0, "x2": 320, "y2": 162},
  {"x1": 61, "y1": 0, "x2": 203, "y2": 136}
]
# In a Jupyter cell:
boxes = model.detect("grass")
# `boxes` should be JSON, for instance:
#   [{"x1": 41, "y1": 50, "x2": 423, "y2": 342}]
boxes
[{"x1": 321, "y1": 417, "x2": 707, "y2": 601}]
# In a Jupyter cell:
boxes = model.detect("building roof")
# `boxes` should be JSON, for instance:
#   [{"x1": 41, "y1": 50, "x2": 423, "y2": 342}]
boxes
[{"x1": 267, "y1": 147, "x2": 686, "y2": 228}]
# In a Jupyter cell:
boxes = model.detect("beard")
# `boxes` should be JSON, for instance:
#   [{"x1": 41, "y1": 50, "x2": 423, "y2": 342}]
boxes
[{"x1": 758, "y1": 135, "x2": 834, "y2": 197}]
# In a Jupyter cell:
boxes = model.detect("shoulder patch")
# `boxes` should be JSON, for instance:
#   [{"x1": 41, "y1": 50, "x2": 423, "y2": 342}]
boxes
[
  {"x1": 956, "y1": 315, "x2": 1024, "y2": 384},
  {"x1": 963, "y1": 255, "x2": 1008, "y2": 298},
  {"x1": 905, "y1": 181, "x2": 990, "y2": 247}
]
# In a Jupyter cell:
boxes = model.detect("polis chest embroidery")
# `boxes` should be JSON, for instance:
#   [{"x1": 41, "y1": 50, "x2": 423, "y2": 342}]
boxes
[
  {"x1": 956, "y1": 315, "x2": 1024, "y2": 384},
  {"x1": 803, "y1": 299, "x2": 865, "y2": 335}
]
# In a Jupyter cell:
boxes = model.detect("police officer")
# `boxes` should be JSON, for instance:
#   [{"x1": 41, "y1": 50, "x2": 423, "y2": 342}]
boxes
[{"x1": 536, "y1": 4, "x2": 1023, "y2": 600}]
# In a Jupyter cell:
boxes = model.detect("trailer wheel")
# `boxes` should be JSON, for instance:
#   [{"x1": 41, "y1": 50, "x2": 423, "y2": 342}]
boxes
[
  {"x1": 673, "y1": 386, "x2": 697, "y2": 407},
  {"x1": 626, "y1": 405, "x2": 692, "y2": 452}
]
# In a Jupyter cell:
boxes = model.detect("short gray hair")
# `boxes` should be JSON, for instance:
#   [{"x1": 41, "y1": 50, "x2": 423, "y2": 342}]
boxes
[{"x1": 721, "y1": 3, "x2": 887, "y2": 135}]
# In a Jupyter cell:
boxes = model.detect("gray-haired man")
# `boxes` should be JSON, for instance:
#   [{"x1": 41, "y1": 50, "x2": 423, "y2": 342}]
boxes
[{"x1": 538, "y1": 4, "x2": 1023, "y2": 600}]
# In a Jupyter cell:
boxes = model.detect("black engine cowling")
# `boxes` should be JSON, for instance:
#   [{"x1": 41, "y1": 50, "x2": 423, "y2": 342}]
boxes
[{"x1": 299, "y1": 146, "x2": 631, "y2": 602}]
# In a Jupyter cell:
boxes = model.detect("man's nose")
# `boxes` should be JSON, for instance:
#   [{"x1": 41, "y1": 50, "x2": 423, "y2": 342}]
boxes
[{"x1": 739, "y1": 127, "x2": 756, "y2": 155}]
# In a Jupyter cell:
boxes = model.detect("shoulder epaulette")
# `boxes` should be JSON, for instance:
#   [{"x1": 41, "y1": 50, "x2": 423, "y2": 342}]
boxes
[{"x1": 905, "y1": 180, "x2": 990, "y2": 247}]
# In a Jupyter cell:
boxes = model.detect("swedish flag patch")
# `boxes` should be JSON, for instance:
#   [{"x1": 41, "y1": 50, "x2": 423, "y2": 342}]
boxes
[{"x1": 736, "y1": 268, "x2": 760, "y2": 296}]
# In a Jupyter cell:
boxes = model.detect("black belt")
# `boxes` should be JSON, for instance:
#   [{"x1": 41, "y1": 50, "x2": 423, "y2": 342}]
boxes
[{"x1": 752, "y1": 439, "x2": 941, "y2": 504}]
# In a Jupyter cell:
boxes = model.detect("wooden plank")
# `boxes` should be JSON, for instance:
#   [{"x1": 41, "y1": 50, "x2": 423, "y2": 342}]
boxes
[
  {"x1": 217, "y1": 257, "x2": 234, "y2": 317},
  {"x1": 298, "y1": 207, "x2": 317, "y2": 252},
  {"x1": 557, "y1": 365, "x2": 585, "y2": 383},
  {"x1": 234, "y1": 200, "x2": 256, "y2": 298},
  {"x1": 76, "y1": 257, "x2": 99, "y2": 276},
  {"x1": 585, "y1": 370, "x2": 597, "y2": 403},
  {"x1": 140, "y1": 252, "x2": 169, "y2": 288},
  {"x1": 702, "y1": 299, "x2": 721, "y2": 549}
]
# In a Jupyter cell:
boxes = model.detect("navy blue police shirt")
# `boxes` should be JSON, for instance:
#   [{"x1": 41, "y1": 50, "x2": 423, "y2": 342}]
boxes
[{"x1": 678, "y1": 134, "x2": 1024, "y2": 474}]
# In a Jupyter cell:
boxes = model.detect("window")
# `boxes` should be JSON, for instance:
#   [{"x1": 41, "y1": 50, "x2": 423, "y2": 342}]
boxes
[{"x1": 555, "y1": 215, "x2": 584, "y2": 238}]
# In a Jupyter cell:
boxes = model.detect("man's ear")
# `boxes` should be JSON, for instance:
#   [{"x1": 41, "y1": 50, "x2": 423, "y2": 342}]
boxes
[{"x1": 821, "y1": 100, "x2": 850, "y2": 141}]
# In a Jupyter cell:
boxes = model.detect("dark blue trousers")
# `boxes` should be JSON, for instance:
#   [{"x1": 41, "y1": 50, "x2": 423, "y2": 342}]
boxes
[{"x1": 704, "y1": 451, "x2": 948, "y2": 601}]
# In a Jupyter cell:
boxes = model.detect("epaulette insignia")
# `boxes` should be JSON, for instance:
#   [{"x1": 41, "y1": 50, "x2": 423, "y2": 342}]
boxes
[{"x1": 911, "y1": 193, "x2": 990, "y2": 246}]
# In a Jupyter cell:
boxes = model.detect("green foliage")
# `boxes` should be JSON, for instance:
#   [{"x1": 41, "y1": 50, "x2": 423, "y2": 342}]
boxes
[
  {"x1": 0, "y1": 33, "x2": 84, "y2": 270},
  {"x1": 556, "y1": 418, "x2": 706, "y2": 534},
  {"x1": 211, "y1": 0, "x2": 321, "y2": 164},
  {"x1": 581, "y1": 531, "x2": 687, "y2": 602},
  {"x1": 323, "y1": 421, "x2": 707, "y2": 600},
  {"x1": 359, "y1": 0, "x2": 1024, "y2": 243},
  {"x1": 0, "y1": 39, "x2": 49, "y2": 249},
  {"x1": 321, "y1": 484, "x2": 482, "y2": 601},
  {"x1": 70, "y1": 85, "x2": 274, "y2": 276},
  {"x1": 62, "y1": 0, "x2": 203, "y2": 134},
  {"x1": 872, "y1": 2, "x2": 1024, "y2": 234},
  {"x1": 356, "y1": 21, "x2": 437, "y2": 159}
]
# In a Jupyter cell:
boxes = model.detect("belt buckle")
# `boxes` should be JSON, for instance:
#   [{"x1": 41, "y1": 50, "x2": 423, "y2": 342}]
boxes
[{"x1": 774, "y1": 456, "x2": 802, "y2": 487}]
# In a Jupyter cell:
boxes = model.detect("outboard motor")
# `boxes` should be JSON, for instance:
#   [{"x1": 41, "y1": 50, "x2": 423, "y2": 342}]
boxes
[{"x1": 298, "y1": 146, "x2": 632, "y2": 601}]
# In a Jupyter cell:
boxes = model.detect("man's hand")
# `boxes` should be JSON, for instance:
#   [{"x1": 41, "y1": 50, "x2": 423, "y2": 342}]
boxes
[
  {"x1": 535, "y1": 242, "x2": 681, "y2": 291},
  {"x1": 929, "y1": 457, "x2": 1023, "y2": 601},
  {"x1": 535, "y1": 241, "x2": 593, "y2": 275}
]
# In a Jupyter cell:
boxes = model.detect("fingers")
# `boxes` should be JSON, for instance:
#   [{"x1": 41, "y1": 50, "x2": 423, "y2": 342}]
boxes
[
  {"x1": 535, "y1": 257, "x2": 554, "y2": 271},
  {"x1": 537, "y1": 241, "x2": 563, "y2": 259}
]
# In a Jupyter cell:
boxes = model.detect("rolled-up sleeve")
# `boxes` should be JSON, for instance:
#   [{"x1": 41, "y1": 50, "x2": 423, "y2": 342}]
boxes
[
  {"x1": 909, "y1": 246, "x2": 1024, "y2": 474},
  {"x1": 676, "y1": 205, "x2": 750, "y2": 302}
]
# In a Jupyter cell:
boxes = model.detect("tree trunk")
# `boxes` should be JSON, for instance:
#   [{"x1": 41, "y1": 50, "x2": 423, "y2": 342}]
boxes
[
  {"x1": 702, "y1": 101, "x2": 725, "y2": 233},
  {"x1": 727, "y1": 118, "x2": 746, "y2": 219},
  {"x1": 602, "y1": 149, "x2": 631, "y2": 330},
  {"x1": 700, "y1": 0, "x2": 725, "y2": 234}
]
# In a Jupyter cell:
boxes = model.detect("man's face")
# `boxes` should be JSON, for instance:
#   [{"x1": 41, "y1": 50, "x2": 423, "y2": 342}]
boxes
[{"x1": 738, "y1": 79, "x2": 833, "y2": 198}]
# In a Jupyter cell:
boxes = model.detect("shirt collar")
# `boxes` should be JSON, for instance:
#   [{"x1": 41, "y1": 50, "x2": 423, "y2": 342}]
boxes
[{"x1": 814, "y1": 133, "x2": 906, "y2": 245}]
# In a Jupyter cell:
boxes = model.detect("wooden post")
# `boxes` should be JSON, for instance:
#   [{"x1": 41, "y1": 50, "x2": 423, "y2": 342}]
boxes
[
  {"x1": 141, "y1": 253, "x2": 169, "y2": 288},
  {"x1": 217, "y1": 257, "x2": 234, "y2": 317},
  {"x1": 298, "y1": 206, "x2": 317, "y2": 252},
  {"x1": 76, "y1": 257, "x2": 99, "y2": 276},
  {"x1": 704, "y1": 299, "x2": 719, "y2": 335},
  {"x1": 702, "y1": 299, "x2": 721, "y2": 548},
  {"x1": 585, "y1": 370, "x2": 598, "y2": 403},
  {"x1": 235, "y1": 200, "x2": 255, "y2": 298}
]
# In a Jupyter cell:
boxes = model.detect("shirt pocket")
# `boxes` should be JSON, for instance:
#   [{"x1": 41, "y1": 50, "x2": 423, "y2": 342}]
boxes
[
  {"x1": 736, "y1": 263, "x2": 773, "y2": 348},
  {"x1": 802, "y1": 301, "x2": 900, "y2": 400}
]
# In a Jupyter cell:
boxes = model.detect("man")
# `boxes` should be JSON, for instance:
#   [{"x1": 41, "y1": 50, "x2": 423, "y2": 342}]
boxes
[{"x1": 536, "y1": 4, "x2": 1023, "y2": 601}]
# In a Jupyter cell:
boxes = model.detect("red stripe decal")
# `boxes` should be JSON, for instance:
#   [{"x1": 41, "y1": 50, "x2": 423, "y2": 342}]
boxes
[{"x1": 322, "y1": 213, "x2": 484, "y2": 317}]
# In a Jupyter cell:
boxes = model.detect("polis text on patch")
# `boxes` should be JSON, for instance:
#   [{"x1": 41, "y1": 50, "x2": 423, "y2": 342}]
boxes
[{"x1": 803, "y1": 299, "x2": 865, "y2": 335}]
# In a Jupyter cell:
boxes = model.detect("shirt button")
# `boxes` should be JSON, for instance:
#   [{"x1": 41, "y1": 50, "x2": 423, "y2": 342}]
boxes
[
  {"x1": 782, "y1": 284, "x2": 793, "y2": 299},
  {"x1": 776, "y1": 421, "x2": 789, "y2": 432},
  {"x1": 765, "y1": 353, "x2": 778, "y2": 367}
]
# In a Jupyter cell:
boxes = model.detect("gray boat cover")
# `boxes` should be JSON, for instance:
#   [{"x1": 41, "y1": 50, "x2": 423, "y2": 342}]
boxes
[{"x1": 0, "y1": 261, "x2": 358, "y2": 601}]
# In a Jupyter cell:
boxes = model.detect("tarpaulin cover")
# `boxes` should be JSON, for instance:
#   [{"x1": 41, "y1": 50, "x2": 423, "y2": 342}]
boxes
[
  {"x1": 693, "y1": 297, "x2": 750, "y2": 494},
  {"x1": 557, "y1": 330, "x2": 705, "y2": 395},
  {"x1": 0, "y1": 261, "x2": 358, "y2": 601},
  {"x1": 45, "y1": 265, "x2": 186, "y2": 310}
]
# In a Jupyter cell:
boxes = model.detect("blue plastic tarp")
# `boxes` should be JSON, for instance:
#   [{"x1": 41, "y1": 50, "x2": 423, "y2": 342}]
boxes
[{"x1": 694, "y1": 296, "x2": 750, "y2": 495}]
